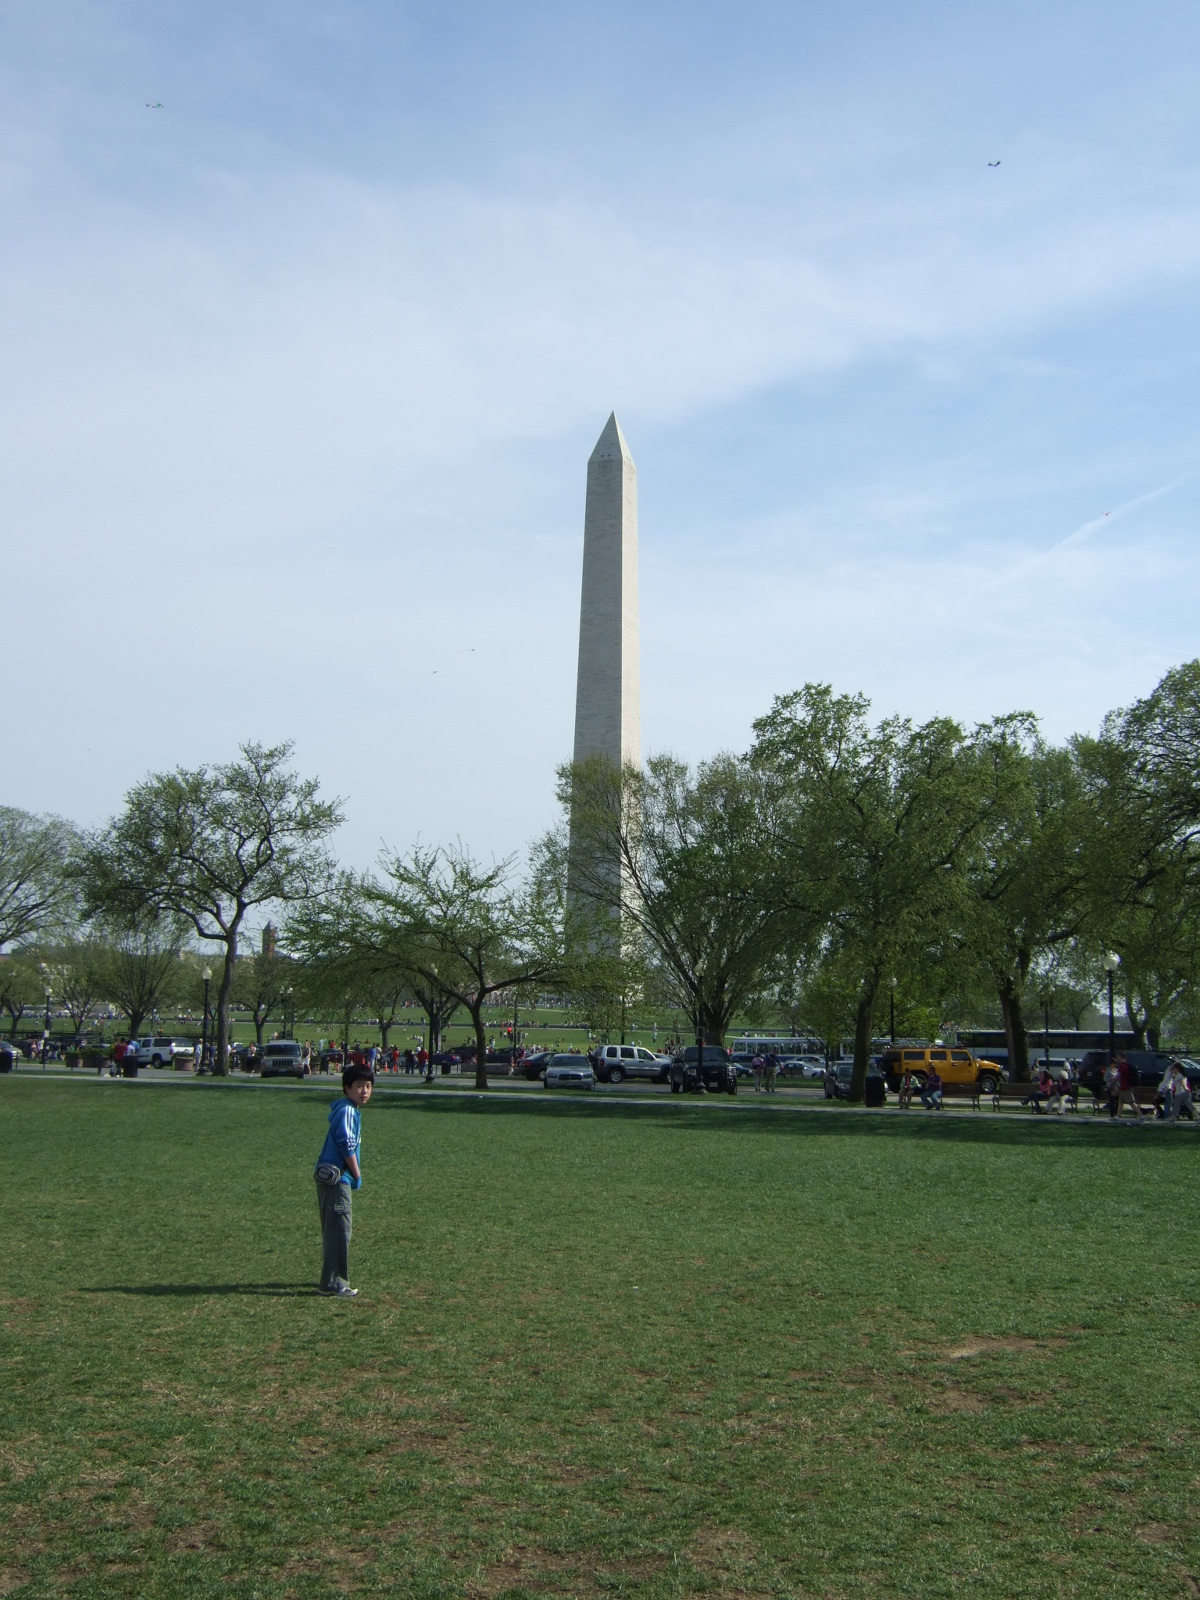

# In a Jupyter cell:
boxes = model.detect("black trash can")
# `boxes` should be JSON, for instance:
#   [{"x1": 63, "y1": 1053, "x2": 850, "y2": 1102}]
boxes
[{"x1": 864, "y1": 1075, "x2": 885, "y2": 1108}]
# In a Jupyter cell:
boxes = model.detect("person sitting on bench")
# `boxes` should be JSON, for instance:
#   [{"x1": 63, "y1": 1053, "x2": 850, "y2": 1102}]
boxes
[
  {"x1": 1030, "y1": 1065, "x2": 1064, "y2": 1113},
  {"x1": 920, "y1": 1066, "x2": 943, "y2": 1110},
  {"x1": 898, "y1": 1067, "x2": 916, "y2": 1110}
]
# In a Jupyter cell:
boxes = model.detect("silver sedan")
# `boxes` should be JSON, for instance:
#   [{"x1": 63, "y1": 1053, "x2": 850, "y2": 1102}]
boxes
[{"x1": 543, "y1": 1056, "x2": 596, "y2": 1090}]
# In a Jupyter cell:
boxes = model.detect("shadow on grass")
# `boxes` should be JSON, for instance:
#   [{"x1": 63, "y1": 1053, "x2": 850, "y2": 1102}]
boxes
[
  {"x1": 83, "y1": 1282, "x2": 319, "y2": 1298},
  {"x1": 370, "y1": 1088, "x2": 1196, "y2": 1152}
]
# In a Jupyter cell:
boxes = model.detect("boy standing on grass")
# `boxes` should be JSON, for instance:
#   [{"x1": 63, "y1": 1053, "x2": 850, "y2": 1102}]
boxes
[{"x1": 314, "y1": 1061, "x2": 374, "y2": 1298}]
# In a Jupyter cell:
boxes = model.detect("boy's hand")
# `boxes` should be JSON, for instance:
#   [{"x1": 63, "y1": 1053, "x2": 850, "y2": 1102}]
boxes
[{"x1": 349, "y1": 1175, "x2": 362, "y2": 1190}]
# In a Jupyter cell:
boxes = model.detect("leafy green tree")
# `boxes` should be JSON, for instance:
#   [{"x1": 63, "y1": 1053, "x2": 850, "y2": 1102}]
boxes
[
  {"x1": 365, "y1": 845, "x2": 563, "y2": 1090},
  {"x1": 0, "y1": 807, "x2": 78, "y2": 952},
  {"x1": 288, "y1": 873, "x2": 461, "y2": 1057},
  {"x1": 76, "y1": 742, "x2": 341, "y2": 1074},
  {"x1": 0, "y1": 948, "x2": 43, "y2": 1039},
  {"x1": 954, "y1": 730, "x2": 1083, "y2": 1081},
  {"x1": 44, "y1": 939, "x2": 106, "y2": 1036},
  {"x1": 557, "y1": 753, "x2": 793, "y2": 1047},
  {"x1": 92, "y1": 918, "x2": 186, "y2": 1039},
  {"x1": 752, "y1": 686, "x2": 1000, "y2": 1100},
  {"x1": 233, "y1": 950, "x2": 293, "y2": 1044},
  {"x1": 1074, "y1": 662, "x2": 1200, "y2": 1050}
]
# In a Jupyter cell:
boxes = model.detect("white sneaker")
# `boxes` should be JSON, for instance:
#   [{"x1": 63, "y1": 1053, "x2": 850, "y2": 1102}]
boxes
[{"x1": 318, "y1": 1284, "x2": 358, "y2": 1298}]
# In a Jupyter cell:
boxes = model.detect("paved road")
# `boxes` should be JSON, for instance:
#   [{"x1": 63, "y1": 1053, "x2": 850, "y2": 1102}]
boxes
[{"x1": 4, "y1": 1063, "x2": 1171, "y2": 1123}]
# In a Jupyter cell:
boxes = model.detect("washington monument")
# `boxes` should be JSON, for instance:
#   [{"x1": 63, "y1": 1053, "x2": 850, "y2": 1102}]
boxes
[{"x1": 570, "y1": 412, "x2": 640, "y2": 773}]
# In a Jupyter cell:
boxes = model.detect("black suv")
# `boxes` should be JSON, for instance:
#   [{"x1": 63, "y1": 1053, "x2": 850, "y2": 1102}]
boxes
[
  {"x1": 669, "y1": 1046, "x2": 738, "y2": 1096},
  {"x1": 1078, "y1": 1050, "x2": 1183, "y2": 1093}
]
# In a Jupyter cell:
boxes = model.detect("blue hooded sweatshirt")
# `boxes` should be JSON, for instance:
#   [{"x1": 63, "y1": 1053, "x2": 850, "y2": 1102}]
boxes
[{"x1": 318, "y1": 1098, "x2": 361, "y2": 1184}]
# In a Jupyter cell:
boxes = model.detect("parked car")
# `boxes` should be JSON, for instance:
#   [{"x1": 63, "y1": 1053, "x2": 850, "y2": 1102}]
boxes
[
  {"x1": 133, "y1": 1035, "x2": 186, "y2": 1068},
  {"x1": 590, "y1": 1043, "x2": 671, "y2": 1083},
  {"x1": 879, "y1": 1047, "x2": 1004, "y2": 1095},
  {"x1": 824, "y1": 1061, "x2": 886, "y2": 1100},
  {"x1": 520, "y1": 1051, "x2": 553, "y2": 1080},
  {"x1": 260, "y1": 1041, "x2": 309, "y2": 1079},
  {"x1": 318, "y1": 1046, "x2": 344, "y2": 1071},
  {"x1": 544, "y1": 1056, "x2": 596, "y2": 1090},
  {"x1": 670, "y1": 1046, "x2": 738, "y2": 1096},
  {"x1": 0, "y1": 1042, "x2": 14, "y2": 1073}
]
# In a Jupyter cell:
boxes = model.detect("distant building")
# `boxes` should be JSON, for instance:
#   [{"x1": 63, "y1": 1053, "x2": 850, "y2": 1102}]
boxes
[{"x1": 262, "y1": 923, "x2": 277, "y2": 959}]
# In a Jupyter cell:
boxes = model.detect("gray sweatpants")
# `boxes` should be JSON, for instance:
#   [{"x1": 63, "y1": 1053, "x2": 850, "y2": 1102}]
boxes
[{"x1": 316, "y1": 1177, "x2": 352, "y2": 1290}]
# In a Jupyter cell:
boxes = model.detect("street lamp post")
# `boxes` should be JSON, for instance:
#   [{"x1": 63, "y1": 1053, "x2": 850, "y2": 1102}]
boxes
[
  {"x1": 284, "y1": 986, "x2": 294, "y2": 1041},
  {"x1": 1102, "y1": 951, "x2": 1121, "y2": 1063},
  {"x1": 889, "y1": 977, "x2": 897, "y2": 1046},
  {"x1": 42, "y1": 983, "x2": 52, "y2": 1069},
  {"x1": 201, "y1": 967, "x2": 213, "y2": 1072}
]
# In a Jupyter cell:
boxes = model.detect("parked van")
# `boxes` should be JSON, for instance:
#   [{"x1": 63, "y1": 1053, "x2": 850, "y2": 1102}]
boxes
[{"x1": 880, "y1": 1047, "x2": 1003, "y2": 1093}]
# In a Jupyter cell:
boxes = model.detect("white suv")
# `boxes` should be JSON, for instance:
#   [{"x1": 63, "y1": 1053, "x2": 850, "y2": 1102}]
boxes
[
  {"x1": 134, "y1": 1036, "x2": 185, "y2": 1068},
  {"x1": 590, "y1": 1043, "x2": 671, "y2": 1084}
]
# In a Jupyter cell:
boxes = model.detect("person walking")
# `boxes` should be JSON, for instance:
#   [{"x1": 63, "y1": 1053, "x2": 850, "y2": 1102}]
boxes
[
  {"x1": 763, "y1": 1052, "x2": 779, "y2": 1093},
  {"x1": 313, "y1": 1060, "x2": 374, "y2": 1298},
  {"x1": 1112, "y1": 1054, "x2": 1145, "y2": 1120},
  {"x1": 1160, "y1": 1060, "x2": 1177, "y2": 1122},
  {"x1": 1103, "y1": 1059, "x2": 1120, "y2": 1116},
  {"x1": 751, "y1": 1054, "x2": 764, "y2": 1092},
  {"x1": 1164, "y1": 1061, "x2": 1194, "y2": 1122}
]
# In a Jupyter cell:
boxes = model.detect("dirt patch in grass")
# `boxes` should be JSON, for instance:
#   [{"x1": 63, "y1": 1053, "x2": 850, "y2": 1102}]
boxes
[
  {"x1": 945, "y1": 1336, "x2": 1066, "y2": 1359},
  {"x1": 0, "y1": 1571, "x2": 30, "y2": 1597},
  {"x1": 165, "y1": 1520, "x2": 227, "y2": 1554},
  {"x1": 687, "y1": 1524, "x2": 760, "y2": 1576},
  {"x1": 465, "y1": 1545, "x2": 600, "y2": 1598},
  {"x1": 1135, "y1": 1523, "x2": 1176, "y2": 1544},
  {"x1": 926, "y1": 1386, "x2": 985, "y2": 1414}
]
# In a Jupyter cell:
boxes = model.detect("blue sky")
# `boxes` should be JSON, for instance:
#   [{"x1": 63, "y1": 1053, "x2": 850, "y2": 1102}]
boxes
[{"x1": 4, "y1": 1, "x2": 1200, "y2": 868}]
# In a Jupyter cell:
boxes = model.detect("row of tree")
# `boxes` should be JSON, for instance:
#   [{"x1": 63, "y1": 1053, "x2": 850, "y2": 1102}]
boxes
[
  {"x1": 0, "y1": 937, "x2": 301, "y2": 1046},
  {"x1": 4, "y1": 665, "x2": 1200, "y2": 1098}
]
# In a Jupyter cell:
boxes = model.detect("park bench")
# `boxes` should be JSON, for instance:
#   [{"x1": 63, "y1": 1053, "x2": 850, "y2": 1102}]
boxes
[
  {"x1": 1086, "y1": 1083, "x2": 1162, "y2": 1117},
  {"x1": 895, "y1": 1081, "x2": 989, "y2": 1111}
]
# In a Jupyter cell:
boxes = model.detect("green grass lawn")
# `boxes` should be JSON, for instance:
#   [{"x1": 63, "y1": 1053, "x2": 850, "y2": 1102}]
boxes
[{"x1": 2, "y1": 1080, "x2": 1198, "y2": 1599}]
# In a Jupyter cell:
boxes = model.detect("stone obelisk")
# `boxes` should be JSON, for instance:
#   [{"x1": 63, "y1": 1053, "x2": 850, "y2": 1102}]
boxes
[
  {"x1": 571, "y1": 412, "x2": 640, "y2": 773},
  {"x1": 567, "y1": 413, "x2": 639, "y2": 922}
]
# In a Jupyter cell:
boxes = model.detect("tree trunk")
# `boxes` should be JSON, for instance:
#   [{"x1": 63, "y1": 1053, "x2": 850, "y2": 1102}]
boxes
[
  {"x1": 380, "y1": 1019, "x2": 391, "y2": 1050},
  {"x1": 214, "y1": 936, "x2": 237, "y2": 1075},
  {"x1": 699, "y1": 999, "x2": 731, "y2": 1047},
  {"x1": 472, "y1": 1002, "x2": 488, "y2": 1090},
  {"x1": 254, "y1": 1012, "x2": 266, "y2": 1045},
  {"x1": 849, "y1": 980, "x2": 878, "y2": 1102},
  {"x1": 1124, "y1": 992, "x2": 1147, "y2": 1048},
  {"x1": 1146, "y1": 1014, "x2": 1161, "y2": 1051},
  {"x1": 126, "y1": 1005, "x2": 146, "y2": 1038},
  {"x1": 998, "y1": 978, "x2": 1029, "y2": 1082}
]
